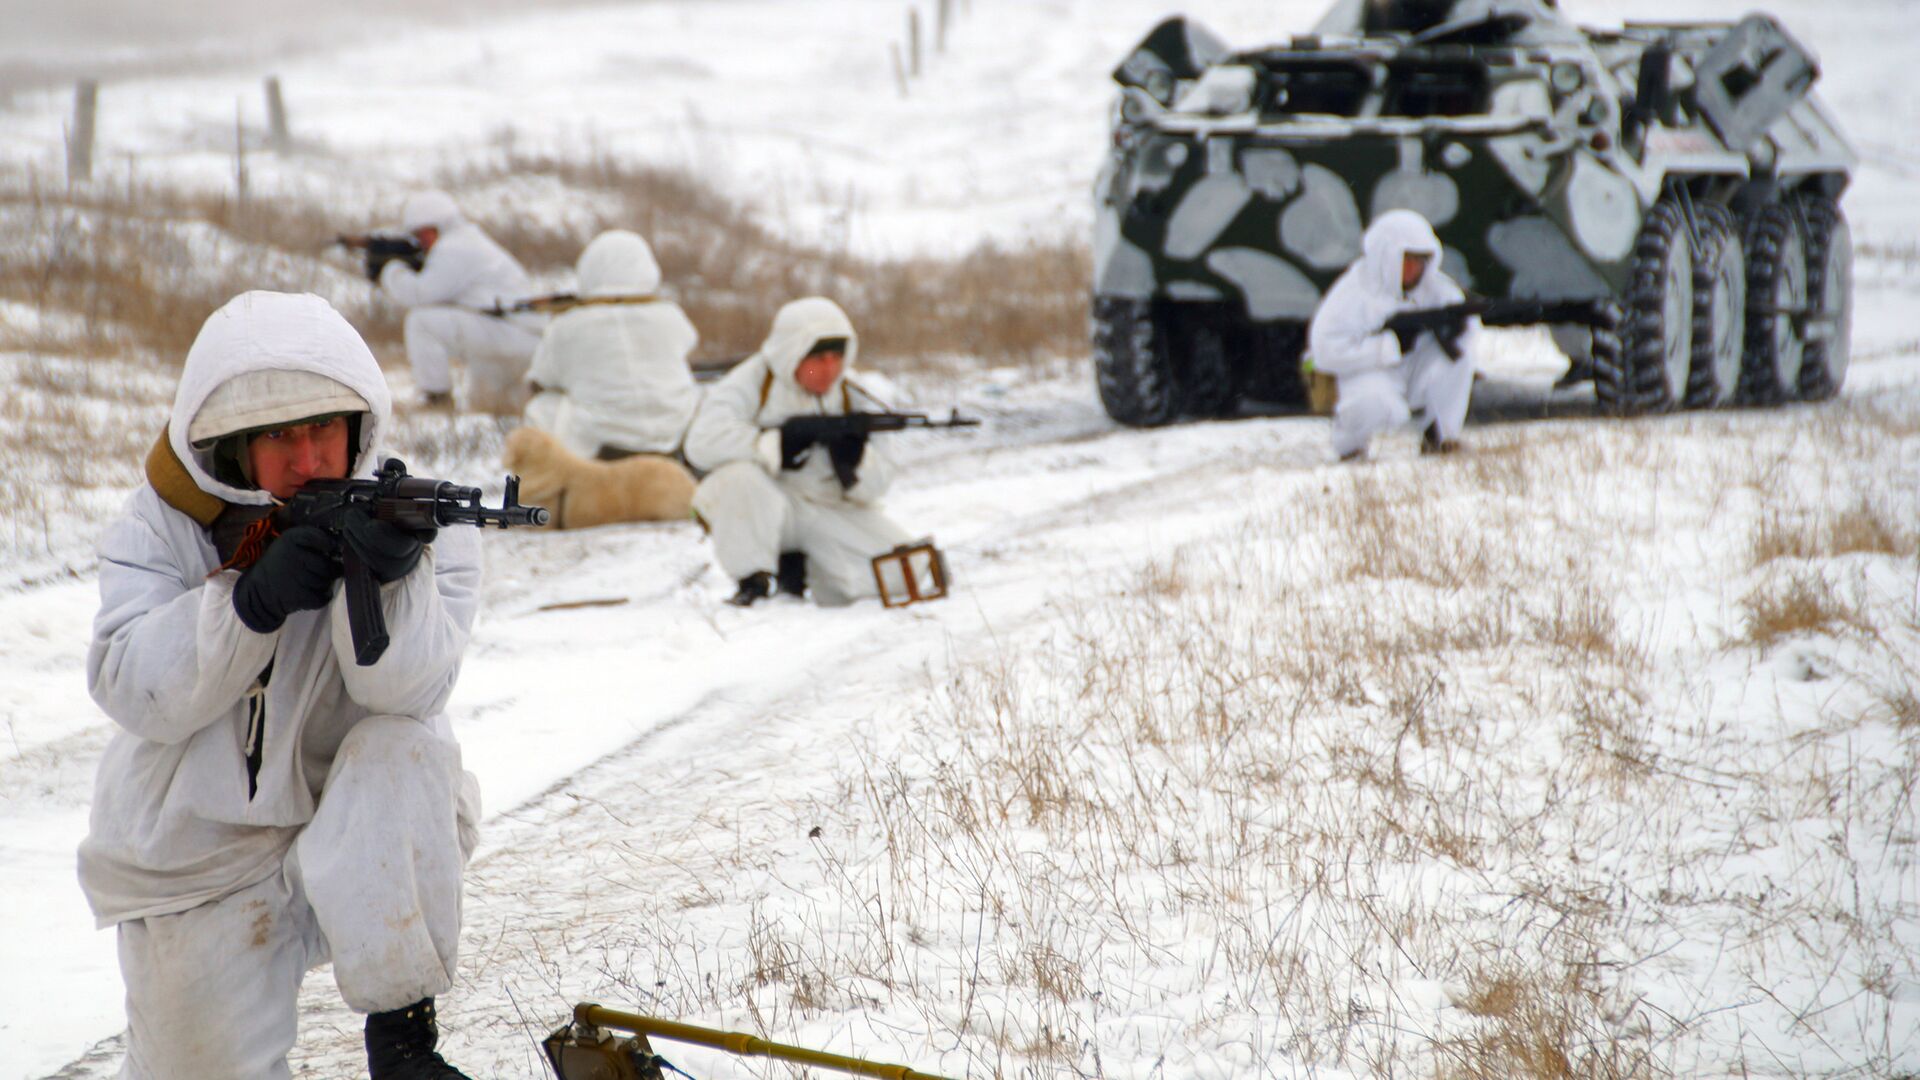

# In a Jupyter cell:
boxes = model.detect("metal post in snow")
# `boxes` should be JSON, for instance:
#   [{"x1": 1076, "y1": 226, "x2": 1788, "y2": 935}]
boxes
[
  {"x1": 890, "y1": 43, "x2": 909, "y2": 98},
  {"x1": 908, "y1": 8, "x2": 922, "y2": 78},
  {"x1": 265, "y1": 77, "x2": 291, "y2": 152},
  {"x1": 67, "y1": 80, "x2": 98, "y2": 184},
  {"x1": 234, "y1": 99, "x2": 249, "y2": 209}
]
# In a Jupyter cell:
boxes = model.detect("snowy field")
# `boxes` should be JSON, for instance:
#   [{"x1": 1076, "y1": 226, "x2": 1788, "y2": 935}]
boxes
[{"x1": 3, "y1": 0, "x2": 1919, "y2": 1077}]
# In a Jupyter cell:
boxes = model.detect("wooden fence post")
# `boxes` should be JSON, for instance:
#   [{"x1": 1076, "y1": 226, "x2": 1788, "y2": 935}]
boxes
[
  {"x1": 890, "y1": 43, "x2": 910, "y2": 98},
  {"x1": 234, "y1": 99, "x2": 249, "y2": 209},
  {"x1": 264, "y1": 77, "x2": 291, "y2": 151},
  {"x1": 908, "y1": 8, "x2": 922, "y2": 78},
  {"x1": 67, "y1": 80, "x2": 98, "y2": 184}
]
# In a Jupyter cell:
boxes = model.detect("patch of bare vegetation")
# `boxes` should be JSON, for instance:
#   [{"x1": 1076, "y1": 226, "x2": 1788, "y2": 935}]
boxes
[
  {"x1": 3, "y1": 152, "x2": 1087, "y2": 375},
  {"x1": 0, "y1": 167, "x2": 401, "y2": 362},
  {"x1": 448, "y1": 146, "x2": 1088, "y2": 370},
  {"x1": 431, "y1": 411, "x2": 1920, "y2": 1078},
  {"x1": 1750, "y1": 499, "x2": 1911, "y2": 566},
  {"x1": 1739, "y1": 571, "x2": 1869, "y2": 650}
]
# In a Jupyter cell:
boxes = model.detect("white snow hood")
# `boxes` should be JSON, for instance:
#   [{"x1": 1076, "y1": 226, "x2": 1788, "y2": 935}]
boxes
[
  {"x1": 577, "y1": 230, "x2": 663, "y2": 298},
  {"x1": 166, "y1": 291, "x2": 393, "y2": 508}
]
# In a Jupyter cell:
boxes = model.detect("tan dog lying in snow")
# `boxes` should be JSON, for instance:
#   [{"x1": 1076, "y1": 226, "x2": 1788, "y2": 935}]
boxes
[{"x1": 502, "y1": 426, "x2": 695, "y2": 529}]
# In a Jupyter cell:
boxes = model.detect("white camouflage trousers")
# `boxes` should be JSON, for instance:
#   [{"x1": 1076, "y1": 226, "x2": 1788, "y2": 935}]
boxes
[
  {"x1": 115, "y1": 717, "x2": 481, "y2": 1080},
  {"x1": 1331, "y1": 338, "x2": 1476, "y2": 458},
  {"x1": 692, "y1": 462, "x2": 912, "y2": 606},
  {"x1": 403, "y1": 306, "x2": 540, "y2": 406}
]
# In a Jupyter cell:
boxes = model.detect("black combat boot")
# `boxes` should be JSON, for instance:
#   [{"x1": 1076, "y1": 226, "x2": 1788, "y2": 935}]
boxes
[
  {"x1": 776, "y1": 552, "x2": 808, "y2": 598},
  {"x1": 365, "y1": 998, "x2": 474, "y2": 1080},
  {"x1": 728, "y1": 571, "x2": 774, "y2": 607},
  {"x1": 1419, "y1": 421, "x2": 1461, "y2": 456}
]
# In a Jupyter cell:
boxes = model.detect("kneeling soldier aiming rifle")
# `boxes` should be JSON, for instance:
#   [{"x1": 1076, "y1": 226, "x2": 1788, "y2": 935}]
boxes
[
  {"x1": 79, "y1": 290, "x2": 544, "y2": 1080},
  {"x1": 684, "y1": 297, "x2": 975, "y2": 607}
]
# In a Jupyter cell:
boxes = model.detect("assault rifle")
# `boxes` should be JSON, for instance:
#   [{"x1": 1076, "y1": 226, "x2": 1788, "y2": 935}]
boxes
[
  {"x1": 335, "y1": 233, "x2": 424, "y2": 281},
  {"x1": 277, "y1": 458, "x2": 549, "y2": 665},
  {"x1": 778, "y1": 409, "x2": 981, "y2": 488},
  {"x1": 482, "y1": 292, "x2": 661, "y2": 317},
  {"x1": 1383, "y1": 296, "x2": 1615, "y2": 360}
]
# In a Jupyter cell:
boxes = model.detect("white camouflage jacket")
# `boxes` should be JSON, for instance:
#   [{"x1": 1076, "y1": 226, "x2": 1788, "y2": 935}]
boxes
[
  {"x1": 1308, "y1": 209, "x2": 1481, "y2": 378},
  {"x1": 683, "y1": 297, "x2": 896, "y2": 507},
  {"x1": 78, "y1": 292, "x2": 481, "y2": 927}
]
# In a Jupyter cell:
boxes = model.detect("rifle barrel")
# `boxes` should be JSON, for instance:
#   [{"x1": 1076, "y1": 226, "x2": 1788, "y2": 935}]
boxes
[{"x1": 575, "y1": 1005, "x2": 961, "y2": 1080}]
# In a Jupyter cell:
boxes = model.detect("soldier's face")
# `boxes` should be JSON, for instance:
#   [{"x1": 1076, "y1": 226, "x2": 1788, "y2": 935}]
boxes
[
  {"x1": 248, "y1": 416, "x2": 351, "y2": 499},
  {"x1": 1401, "y1": 252, "x2": 1432, "y2": 292},
  {"x1": 794, "y1": 349, "x2": 844, "y2": 397},
  {"x1": 412, "y1": 226, "x2": 440, "y2": 252}
]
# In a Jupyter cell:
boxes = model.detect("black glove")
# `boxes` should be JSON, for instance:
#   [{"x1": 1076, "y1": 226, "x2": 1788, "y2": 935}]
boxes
[
  {"x1": 825, "y1": 433, "x2": 868, "y2": 489},
  {"x1": 340, "y1": 509, "x2": 435, "y2": 585},
  {"x1": 232, "y1": 525, "x2": 341, "y2": 634},
  {"x1": 1388, "y1": 319, "x2": 1422, "y2": 354},
  {"x1": 780, "y1": 417, "x2": 829, "y2": 470},
  {"x1": 1385, "y1": 309, "x2": 1472, "y2": 361}
]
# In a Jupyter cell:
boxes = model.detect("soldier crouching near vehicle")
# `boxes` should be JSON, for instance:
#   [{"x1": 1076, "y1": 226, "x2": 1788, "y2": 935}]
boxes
[
  {"x1": 685, "y1": 297, "x2": 917, "y2": 607},
  {"x1": 78, "y1": 290, "x2": 487, "y2": 1079},
  {"x1": 1309, "y1": 209, "x2": 1480, "y2": 461}
]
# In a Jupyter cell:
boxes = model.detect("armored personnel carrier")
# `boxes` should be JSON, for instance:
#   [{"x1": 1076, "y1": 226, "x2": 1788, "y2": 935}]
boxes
[{"x1": 1092, "y1": 0, "x2": 1856, "y2": 424}]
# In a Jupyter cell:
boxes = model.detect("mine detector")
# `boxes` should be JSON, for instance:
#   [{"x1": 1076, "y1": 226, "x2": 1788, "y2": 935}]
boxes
[
  {"x1": 544, "y1": 1004, "x2": 960, "y2": 1080},
  {"x1": 1092, "y1": 0, "x2": 1856, "y2": 424}
]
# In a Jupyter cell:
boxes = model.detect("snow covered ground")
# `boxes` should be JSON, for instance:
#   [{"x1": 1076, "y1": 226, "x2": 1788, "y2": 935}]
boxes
[{"x1": 3, "y1": 1, "x2": 1919, "y2": 1077}]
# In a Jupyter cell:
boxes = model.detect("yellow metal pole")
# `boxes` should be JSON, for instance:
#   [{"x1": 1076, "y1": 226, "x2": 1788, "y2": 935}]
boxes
[{"x1": 575, "y1": 1005, "x2": 963, "y2": 1080}]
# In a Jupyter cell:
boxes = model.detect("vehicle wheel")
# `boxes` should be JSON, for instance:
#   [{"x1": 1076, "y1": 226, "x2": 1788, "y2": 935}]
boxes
[
  {"x1": 1176, "y1": 314, "x2": 1239, "y2": 419},
  {"x1": 1587, "y1": 302, "x2": 1627, "y2": 410},
  {"x1": 1093, "y1": 296, "x2": 1181, "y2": 426},
  {"x1": 1739, "y1": 201, "x2": 1809, "y2": 404},
  {"x1": 1241, "y1": 321, "x2": 1307, "y2": 406},
  {"x1": 1685, "y1": 204, "x2": 1745, "y2": 408},
  {"x1": 1796, "y1": 196, "x2": 1852, "y2": 401},
  {"x1": 1604, "y1": 197, "x2": 1693, "y2": 414}
]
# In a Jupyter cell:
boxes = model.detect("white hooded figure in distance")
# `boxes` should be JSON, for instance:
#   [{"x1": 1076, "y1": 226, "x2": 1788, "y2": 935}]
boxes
[
  {"x1": 685, "y1": 297, "x2": 914, "y2": 606},
  {"x1": 523, "y1": 229, "x2": 701, "y2": 459},
  {"x1": 80, "y1": 291, "x2": 487, "y2": 1079},
  {"x1": 1309, "y1": 208, "x2": 1479, "y2": 459},
  {"x1": 379, "y1": 189, "x2": 542, "y2": 412}
]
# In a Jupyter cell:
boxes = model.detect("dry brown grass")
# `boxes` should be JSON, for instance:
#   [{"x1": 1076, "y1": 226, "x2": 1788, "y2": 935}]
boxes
[
  {"x1": 446, "y1": 146, "x2": 1088, "y2": 369},
  {"x1": 1440, "y1": 968, "x2": 1642, "y2": 1079},
  {"x1": 3, "y1": 147, "x2": 1088, "y2": 376},
  {"x1": 1738, "y1": 571, "x2": 1869, "y2": 651},
  {"x1": 0, "y1": 168, "x2": 401, "y2": 361},
  {"x1": 1750, "y1": 499, "x2": 1912, "y2": 566}
]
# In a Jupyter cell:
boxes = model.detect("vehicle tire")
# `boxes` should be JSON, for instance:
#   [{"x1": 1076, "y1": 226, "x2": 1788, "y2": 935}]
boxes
[
  {"x1": 1176, "y1": 313, "x2": 1239, "y2": 419},
  {"x1": 1796, "y1": 195, "x2": 1852, "y2": 401},
  {"x1": 1240, "y1": 321, "x2": 1307, "y2": 406},
  {"x1": 1739, "y1": 201, "x2": 1809, "y2": 405},
  {"x1": 1685, "y1": 204, "x2": 1745, "y2": 408},
  {"x1": 1587, "y1": 302, "x2": 1627, "y2": 410},
  {"x1": 1092, "y1": 296, "x2": 1182, "y2": 426},
  {"x1": 1604, "y1": 197, "x2": 1693, "y2": 414}
]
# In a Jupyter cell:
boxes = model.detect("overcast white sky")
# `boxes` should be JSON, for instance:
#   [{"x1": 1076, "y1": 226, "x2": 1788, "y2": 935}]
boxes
[{"x1": 0, "y1": 0, "x2": 604, "y2": 95}]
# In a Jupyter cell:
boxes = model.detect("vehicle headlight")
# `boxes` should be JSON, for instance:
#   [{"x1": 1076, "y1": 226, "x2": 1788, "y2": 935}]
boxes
[
  {"x1": 1172, "y1": 65, "x2": 1257, "y2": 116},
  {"x1": 1551, "y1": 62, "x2": 1585, "y2": 95},
  {"x1": 1119, "y1": 88, "x2": 1161, "y2": 125}
]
